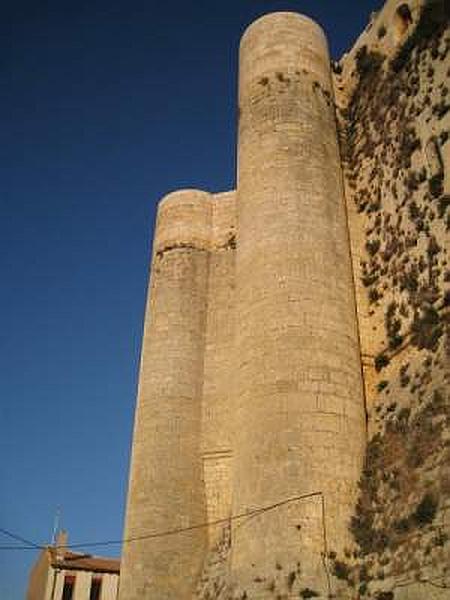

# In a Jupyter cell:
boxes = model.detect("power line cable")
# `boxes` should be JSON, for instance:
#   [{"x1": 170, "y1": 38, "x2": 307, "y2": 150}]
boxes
[
  {"x1": 0, "y1": 491, "x2": 323, "y2": 552},
  {"x1": 0, "y1": 545, "x2": 43, "y2": 550},
  {"x1": 68, "y1": 491, "x2": 323, "y2": 549},
  {"x1": 3, "y1": 495, "x2": 447, "y2": 593},
  {"x1": 0, "y1": 527, "x2": 42, "y2": 550}
]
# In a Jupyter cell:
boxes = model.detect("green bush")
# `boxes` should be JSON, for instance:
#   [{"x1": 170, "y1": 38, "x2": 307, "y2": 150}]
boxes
[
  {"x1": 413, "y1": 493, "x2": 438, "y2": 526},
  {"x1": 410, "y1": 306, "x2": 443, "y2": 351},
  {"x1": 429, "y1": 174, "x2": 444, "y2": 198},
  {"x1": 437, "y1": 195, "x2": 450, "y2": 218},
  {"x1": 377, "y1": 380, "x2": 389, "y2": 392},
  {"x1": 366, "y1": 239, "x2": 381, "y2": 256},
  {"x1": 375, "y1": 592, "x2": 394, "y2": 600},
  {"x1": 299, "y1": 588, "x2": 319, "y2": 598},
  {"x1": 375, "y1": 354, "x2": 390, "y2": 372},
  {"x1": 355, "y1": 46, "x2": 385, "y2": 79},
  {"x1": 333, "y1": 559, "x2": 351, "y2": 580}
]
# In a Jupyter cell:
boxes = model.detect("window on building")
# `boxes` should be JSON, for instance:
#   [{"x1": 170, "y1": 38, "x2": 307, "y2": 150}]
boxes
[
  {"x1": 89, "y1": 576, "x2": 102, "y2": 600},
  {"x1": 62, "y1": 576, "x2": 75, "y2": 600}
]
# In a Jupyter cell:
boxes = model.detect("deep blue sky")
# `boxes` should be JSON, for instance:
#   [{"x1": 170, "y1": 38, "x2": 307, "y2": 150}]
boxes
[{"x1": 2, "y1": 1, "x2": 381, "y2": 597}]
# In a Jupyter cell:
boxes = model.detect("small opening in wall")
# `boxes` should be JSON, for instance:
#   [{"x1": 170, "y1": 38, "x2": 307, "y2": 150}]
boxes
[
  {"x1": 89, "y1": 577, "x2": 102, "y2": 600},
  {"x1": 62, "y1": 576, "x2": 75, "y2": 600},
  {"x1": 394, "y1": 3, "x2": 413, "y2": 39}
]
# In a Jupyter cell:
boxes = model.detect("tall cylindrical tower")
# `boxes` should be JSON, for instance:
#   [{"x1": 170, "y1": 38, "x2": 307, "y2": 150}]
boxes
[
  {"x1": 233, "y1": 13, "x2": 366, "y2": 596},
  {"x1": 118, "y1": 190, "x2": 211, "y2": 600}
]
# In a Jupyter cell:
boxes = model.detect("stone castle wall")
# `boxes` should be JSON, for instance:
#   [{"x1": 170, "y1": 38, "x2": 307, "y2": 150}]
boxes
[
  {"x1": 201, "y1": 191, "x2": 236, "y2": 546},
  {"x1": 119, "y1": 1, "x2": 449, "y2": 598},
  {"x1": 333, "y1": 0, "x2": 449, "y2": 597}
]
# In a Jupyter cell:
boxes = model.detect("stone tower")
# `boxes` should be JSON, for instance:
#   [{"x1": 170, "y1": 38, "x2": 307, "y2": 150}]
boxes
[
  {"x1": 231, "y1": 12, "x2": 365, "y2": 597},
  {"x1": 119, "y1": 11, "x2": 366, "y2": 599},
  {"x1": 119, "y1": 1, "x2": 450, "y2": 599},
  {"x1": 118, "y1": 190, "x2": 212, "y2": 598}
]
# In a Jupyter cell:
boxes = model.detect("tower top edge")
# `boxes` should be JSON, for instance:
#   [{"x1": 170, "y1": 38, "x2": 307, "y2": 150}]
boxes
[
  {"x1": 158, "y1": 188, "x2": 212, "y2": 209},
  {"x1": 240, "y1": 11, "x2": 326, "y2": 47}
]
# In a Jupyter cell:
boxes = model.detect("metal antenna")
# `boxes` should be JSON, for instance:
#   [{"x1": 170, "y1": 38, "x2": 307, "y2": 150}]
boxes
[{"x1": 51, "y1": 507, "x2": 61, "y2": 545}]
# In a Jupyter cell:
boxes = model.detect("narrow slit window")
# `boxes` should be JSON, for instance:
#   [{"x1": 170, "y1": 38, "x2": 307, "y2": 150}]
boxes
[
  {"x1": 62, "y1": 576, "x2": 75, "y2": 600},
  {"x1": 89, "y1": 577, "x2": 102, "y2": 600}
]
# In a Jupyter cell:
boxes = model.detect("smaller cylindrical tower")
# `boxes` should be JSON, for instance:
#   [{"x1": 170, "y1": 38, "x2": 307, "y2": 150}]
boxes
[
  {"x1": 233, "y1": 12, "x2": 366, "y2": 597},
  {"x1": 119, "y1": 190, "x2": 212, "y2": 600}
]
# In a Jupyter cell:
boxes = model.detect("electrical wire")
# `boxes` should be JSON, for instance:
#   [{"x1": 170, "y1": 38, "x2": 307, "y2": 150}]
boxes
[
  {"x1": 0, "y1": 527, "x2": 42, "y2": 549},
  {"x1": 0, "y1": 491, "x2": 323, "y2": 552}
]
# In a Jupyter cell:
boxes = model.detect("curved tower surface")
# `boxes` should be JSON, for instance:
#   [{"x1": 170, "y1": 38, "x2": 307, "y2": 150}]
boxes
[
  {"x1": 119, "y1": 190, "x2": 212, "y2": 599},
  {"x1": 232, "y1": 12, "x2": 366, "y2": 596},
  {"x1": 119, "y1": 10, "x2": 367, "y2": 600}
]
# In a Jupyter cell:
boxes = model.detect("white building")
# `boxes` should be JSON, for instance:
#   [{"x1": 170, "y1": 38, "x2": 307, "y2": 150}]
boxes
[{"x1": 27, "y1": 532, "x2": 120, "y2": 600}]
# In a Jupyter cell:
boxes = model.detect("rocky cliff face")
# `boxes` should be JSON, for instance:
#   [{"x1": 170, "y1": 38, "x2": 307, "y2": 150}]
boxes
[{"x1": 334, "y1": 1, "x2": 450, "y2": 597}]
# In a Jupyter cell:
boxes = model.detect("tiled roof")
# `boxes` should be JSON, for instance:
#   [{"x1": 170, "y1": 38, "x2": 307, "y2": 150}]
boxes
[{"x1": 49, "y1": 549, "x2": 120, "y2": 573}]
